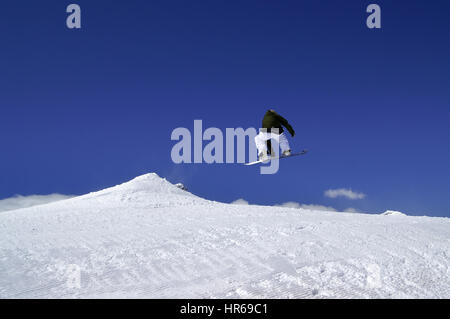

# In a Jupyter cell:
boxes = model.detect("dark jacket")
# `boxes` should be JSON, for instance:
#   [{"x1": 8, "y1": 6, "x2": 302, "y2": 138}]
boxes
[{"x1": 262, "y1": 110, "x2": 295, "y2": 137}]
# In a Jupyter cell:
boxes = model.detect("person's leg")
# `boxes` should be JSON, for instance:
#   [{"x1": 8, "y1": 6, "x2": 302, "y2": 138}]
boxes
[
  {"x1": 254, "y1": 131, "x2": 269, "y2": 158},
  {"x1": 278, "y1": 132, "x2": 291, "y2": 155},
  {"x1": 266, "y1": 139, "x2": 272, "y2": 155}
]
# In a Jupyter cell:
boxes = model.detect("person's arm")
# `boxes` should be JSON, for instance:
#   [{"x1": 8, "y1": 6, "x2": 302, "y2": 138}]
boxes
[{"x1": 274, "y1": 112, "x2": 295, "y2": 137}]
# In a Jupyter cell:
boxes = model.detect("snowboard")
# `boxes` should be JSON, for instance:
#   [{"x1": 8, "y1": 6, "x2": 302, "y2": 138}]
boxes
[{"x1": 244, "y1": 149, "x2": 308, "y2": 166}]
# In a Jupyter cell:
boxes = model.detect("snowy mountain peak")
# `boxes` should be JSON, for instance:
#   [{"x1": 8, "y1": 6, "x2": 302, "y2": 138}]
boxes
[
  {"x1": 381, "y1": 210, "x2": 407, "y2": 216},
  {"x1": 83, "y1": 173, "x2": 194, "y2": 199},
  {"x1": 115, "y1": 172, "x2": 177, "y2": 191},
  {"x1": 58, "y1": 172, "x2": 205, "y2": 210},
  {"x1": 127, "y1": 172, "x2": 164, "y2": 183}
]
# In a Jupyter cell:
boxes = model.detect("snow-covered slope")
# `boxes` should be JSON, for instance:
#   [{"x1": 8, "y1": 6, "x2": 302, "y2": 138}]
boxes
[
  {"x1": 0, "y1": 173, "x2": 449, "y2": 298},
  {"x1": 381, "y1": 210, "x2": 407, "y2": 216}
]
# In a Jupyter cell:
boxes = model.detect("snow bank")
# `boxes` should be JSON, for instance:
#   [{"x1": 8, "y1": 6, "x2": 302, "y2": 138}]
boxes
[
  {"x1": 175, "y1": 183, "x2": 188, "y2": 191},
  {"x1": 381, "y1": 210, "x2": 407, "y2": 216},
  {"x1": 0, "y1": 173, "x2": 448, "y2": 299}
]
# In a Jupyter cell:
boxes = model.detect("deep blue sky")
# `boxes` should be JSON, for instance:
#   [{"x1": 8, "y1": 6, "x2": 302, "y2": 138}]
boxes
[{"x1": 1, "y1": 1, "x2": 449, "y2": 217}]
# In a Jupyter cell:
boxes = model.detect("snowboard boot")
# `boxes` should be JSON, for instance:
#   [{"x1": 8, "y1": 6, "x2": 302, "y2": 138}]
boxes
[
  {"x1": 282, "y1": 149, "x2": 292, "y2": 157},
  {"x1": 258, "y1": 151, "x2": 270, "y2": 162}
]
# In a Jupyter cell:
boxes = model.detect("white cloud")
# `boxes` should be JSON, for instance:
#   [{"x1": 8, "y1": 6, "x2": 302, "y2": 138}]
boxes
[
  {"x1": 276, "y1": 202, "x2": 366, "y2": 214},
  {"x1": 343, "y1": 207, "x2": 361, "y2": 213},
  {"x1": 231, "y1": 198, "x2": 249, "y2": 205},
  {"x1": 324, "y1": 188, "x2": 366, "y2": 200},
  {"x1": 230, "y1": 199, "x2": 364, "y2": 214},
  {"x1": 230, "y1": 199, "x2": 336, "y2": 211},
  {"x1": 275, "y1": 202, "x2": 337, "y2": 212},
  {"x1": 276, "y1": 201, "x2": 302, "y2": 209},
  {"x1": 0, "y1": 194, "x2": 74, "y2": 213}
]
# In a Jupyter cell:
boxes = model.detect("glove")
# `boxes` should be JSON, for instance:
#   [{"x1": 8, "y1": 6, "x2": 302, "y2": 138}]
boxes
[{"x1": 289, "y1": 129, "x2": 295, "y2": 137}]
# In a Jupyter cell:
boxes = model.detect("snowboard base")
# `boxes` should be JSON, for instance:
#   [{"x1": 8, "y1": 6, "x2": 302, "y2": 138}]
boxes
[{"x1": 244, "y1": 149, "x2": 308, "y2": 166}]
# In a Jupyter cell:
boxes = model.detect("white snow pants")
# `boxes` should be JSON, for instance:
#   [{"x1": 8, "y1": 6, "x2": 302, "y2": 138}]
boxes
[{"x1": 254, "y1": 130, "x2": 290, "y2": 155}]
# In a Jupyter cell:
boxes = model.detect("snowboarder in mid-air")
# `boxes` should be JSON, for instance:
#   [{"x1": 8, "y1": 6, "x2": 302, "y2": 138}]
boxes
[{"x1": 254, "y1": 109, "x2": 295, "y2": 162}]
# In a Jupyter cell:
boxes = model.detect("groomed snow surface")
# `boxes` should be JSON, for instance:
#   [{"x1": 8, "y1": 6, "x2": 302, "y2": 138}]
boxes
[{"x1": 0, "y1": 173, "x2": 449, "y2": 298}]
